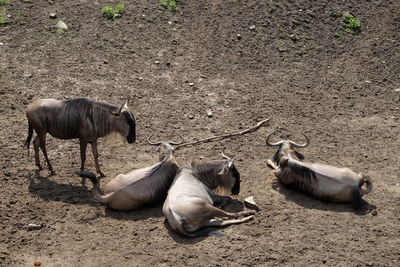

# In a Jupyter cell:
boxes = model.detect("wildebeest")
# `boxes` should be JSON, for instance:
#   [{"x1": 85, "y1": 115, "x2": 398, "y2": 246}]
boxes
[
  {"x1": 163, "y1": 153, "x2": 255, "y2": 237},
  {"x1": 76, "y1": 133, "x2": 183, "y2": 211},
  {"x1": 24, "y1": 98, "x2": 136, "y2": 177},
  {"x1": 265, "y1": 130, "x2": 372, "y2": 209}
]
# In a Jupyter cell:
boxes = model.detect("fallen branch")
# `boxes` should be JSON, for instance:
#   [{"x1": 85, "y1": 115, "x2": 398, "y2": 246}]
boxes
[{"x1": 174, "y1": 118, "x2": 270, "y2": 150}]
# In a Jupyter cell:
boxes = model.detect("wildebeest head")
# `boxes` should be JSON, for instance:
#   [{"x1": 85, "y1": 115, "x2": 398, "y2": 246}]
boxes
[
  {"x1": 266, "y1": 130, "x2": 309, "y2": 165},
  {"x1": 147, "y1": 133, "x2": 184, "y2": 161},
  {"x1": 112, "y1": 98, "x2": 136, "y2": 144},
  {"x1": 217, "y1": 152, "x2": 240, "y2": 195}
]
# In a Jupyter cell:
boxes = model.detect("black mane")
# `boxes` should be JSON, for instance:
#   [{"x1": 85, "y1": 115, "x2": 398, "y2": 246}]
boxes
[{"x1": 283, "y1": 159, "x2": 318, "y2": 189}]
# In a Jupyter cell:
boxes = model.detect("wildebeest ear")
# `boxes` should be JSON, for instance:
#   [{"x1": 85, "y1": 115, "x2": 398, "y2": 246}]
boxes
[
  {"x1": 279, "y1": 157, "x2": 289, "y2": 167},
  {"x1": 294, "y1": 151, "x2": 305, "y2": 160}
]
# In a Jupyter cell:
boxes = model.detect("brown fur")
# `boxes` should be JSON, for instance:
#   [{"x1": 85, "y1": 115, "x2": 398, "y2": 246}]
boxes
[{"x1": 25, "y1": 98, "x2": 136, "y2": 177}]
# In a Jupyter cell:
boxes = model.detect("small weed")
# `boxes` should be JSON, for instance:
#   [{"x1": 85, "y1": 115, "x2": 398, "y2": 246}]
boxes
[
  {"x1": 343, "y1": 12, "x2": 361, "y2": 34},
  {"x1": 160, "y1": 0, "x2": 179, "y2": 12},
  {"x1": 0, "y1": 0, "x2": 9, "y2": 5},
  {"x1": 102, "y1": 3, "x2": 125, "y2": 20},
  {"x1": 0, "y1": 7, "x2": 9, "y2": 25}
]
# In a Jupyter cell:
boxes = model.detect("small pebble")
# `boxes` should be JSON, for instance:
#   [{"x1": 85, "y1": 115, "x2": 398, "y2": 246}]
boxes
[
  {"x1": 207, "y1": 111, "x2": 213, "y2": 118},
  {"x1": 154, "y1": 60, "x2": 160, "y2": 64},
  {"x1": 249, "y1": 25, "x2": 256, "y2": 30},
  {"x1": 0, "y1": 42, "x2": 4, "y2": 46},
  {"x1": 372, "y1": 210, "x2": 378, "y2": 216},
  {"x1": 34, "y1": 260, "x2": 41, "y2": 266},
  {"x1": 188, "y1": 82, "x2": 194, "y2": 86},
  {"x1": 49, "y1": 13, "x2": 57, "y2": 19},
  {"x1": 55, "y1": 20, "x2": 68, "y2": 30},
  {"x1": 188, "y1": 114, "x2": 194, "y2": 119}
]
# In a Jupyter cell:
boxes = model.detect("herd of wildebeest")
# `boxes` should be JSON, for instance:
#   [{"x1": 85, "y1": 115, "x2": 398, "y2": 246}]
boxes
[{"x1": 23, "y1": 97, "x2": 373, "y2": 237}]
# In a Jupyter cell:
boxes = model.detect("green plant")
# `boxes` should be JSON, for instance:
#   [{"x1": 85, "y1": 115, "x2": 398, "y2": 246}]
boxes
[
  {"x1": 0, "y1": 7, "x2": 8, "y2": 25},
  {"x1": 343, "y1": 12, "x2": 361, "y2": 34},
  {"x1": 102, "y1": 3, "x2": 125, "y2": 20},
  {"x1": 160, "y1": 0, "x2": 178, "y2": 12},
  {"x1": 0, "y1": 0, "x2": 9, "y2": 5}
]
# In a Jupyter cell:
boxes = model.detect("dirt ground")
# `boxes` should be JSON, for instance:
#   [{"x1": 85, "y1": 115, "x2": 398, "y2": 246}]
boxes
[{"x1": 1, "y1": 0, "x2": 399, "y2": 266}]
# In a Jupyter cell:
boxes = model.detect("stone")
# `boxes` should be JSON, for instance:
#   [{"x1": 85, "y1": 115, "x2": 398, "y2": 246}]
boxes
[
  {"x1": 55, "y1": 20, "x2": 68, "y2": 30},
  {"x1": 244, "y1": 196, "x2": 260, "y2": 211},
  {"x1": 49, "y1": 13, "x2": 57, "y2": 19}
]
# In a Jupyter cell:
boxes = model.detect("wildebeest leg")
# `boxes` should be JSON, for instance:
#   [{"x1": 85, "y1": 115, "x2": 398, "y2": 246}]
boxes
[
  {"x1": 204, "y1": 203, "x2": 256, "y2": 219},
  {"x1": 203, "y1": 215, "x2": 254, "y2": 227},
  {"x1": 90, "y1": 141, "x2": 105, "y2": 177},
  {"x1": 37, "y1": 133, "x2": 55, "y2": 175},
  {"x1": 33, "y1": 136, "x2": 43, "y2": 172},
  {"x1": 79, "y1": 140, "x2": 88, "y2": 184}
]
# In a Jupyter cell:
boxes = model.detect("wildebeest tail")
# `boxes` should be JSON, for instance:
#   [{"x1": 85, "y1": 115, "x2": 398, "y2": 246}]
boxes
[
  {"x1": 359, "y1": 175, "x2": 372, "y2": 195},
  {"x1": 24, "y1": 122, "x2": 34, "y2": 156},
  {"x1": 75, "y1": 171, "x2": 113, "y2": 204},
  {"x1": 75, "y1": 170, "x2": 98, "y2": 186}
]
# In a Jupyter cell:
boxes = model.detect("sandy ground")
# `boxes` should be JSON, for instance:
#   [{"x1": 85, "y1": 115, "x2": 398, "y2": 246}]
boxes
[{"x1": 0, "y1": 0, "x2": 399, "y2": 266}]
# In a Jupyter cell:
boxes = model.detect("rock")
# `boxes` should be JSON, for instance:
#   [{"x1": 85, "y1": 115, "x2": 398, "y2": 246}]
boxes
[
  {"x1": 188, "y1": 82, "x2": 194, "y2": 86},
  {"x1": 244, "y1": 196, "x2": 260, "y2": 211},
  {"x1": 188, "y1": 114, "x2": 194, "y2": 119},
  {"x1": 34, "y1": 260, "x2": 42, "y2": 266},
  {"x1": 394, "y1": 88, "x2": 400, "y2": 92},
  {"x1": 154, "y1": 60, "x2": 160, "y2": 64},
  {"x1": 365, "y1": 80, "x2": 371, "y2": 84},
  {"x1": 55, "y1": 20, "x2": 68, "y2": 30},
  {"x1": 372, "y1": 210, "x2": 378, "y2": 216},
  {"x1": 0, "y1": 42, "x2": 4, "y2": 46},
  {"x1": 207, "y1": 110, "x2": 213, "y2": 118},
  {"x1": 237, "y1": 34, "x2": 242, "y2": 40},
  {"x1": 249, "y1": 25, "x2": 256, "y2": 30},
  {"x1": 49, "y1": 13, "x2": 57, "y2": 19},
  {"x1": 27, "y1": 223, "x2": 44, "y2": 231}
]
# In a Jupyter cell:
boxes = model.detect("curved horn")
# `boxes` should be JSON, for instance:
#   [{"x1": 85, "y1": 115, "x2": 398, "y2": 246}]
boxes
[
  {"x1": 289, "y1": 133, "x2": 310, "y2": 148},
  {"x1": 266, "y1": 130, "x2": 284, "y2": 147},
  {"x1": 221, "y1": 151, "x2": 234, "y2": 168},
  {"x1": 116, "y1": 97, "x2": 130, "y2": 115},
  {"x1": 147, "y1": 133, "x2": 162, "y2": 146},
  {"x1": 169, "y1": 133, "x2": 184, "y2": 145}
]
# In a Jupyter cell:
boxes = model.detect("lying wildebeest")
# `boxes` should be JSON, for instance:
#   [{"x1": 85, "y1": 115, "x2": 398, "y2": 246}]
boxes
[
  {"x1": 265, "y1": 130, "x2": 372, "y2": 209},
  {"x1": 24, "y1": 98, "x2": 136, "y2": 177},
  {"x1": 76, "y1": 133, "x2": 183, "y2": 211},
  {"x1": 163, "y1": 153, "x2": 255, "y2": 237}
]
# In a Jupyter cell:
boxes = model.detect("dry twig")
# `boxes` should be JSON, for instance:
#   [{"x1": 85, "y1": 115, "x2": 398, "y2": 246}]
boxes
[{"x1": 174, "y1": 118, "x2": 270, "y2": 150}]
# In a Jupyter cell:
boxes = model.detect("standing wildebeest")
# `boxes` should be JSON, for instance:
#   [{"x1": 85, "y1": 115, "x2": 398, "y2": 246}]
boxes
[
  {"x1": 24, "y1": 98, "x2": 136, "y2": 177},
  {"x1": 76, "y1": 133, "x2": 183, "y2": 210},
  {"x1": 163, "y1": 153, "x2": 255, "y2": 237},
  {"x1": 265, "y1": 130, "x2": 372, "y2": 209}
]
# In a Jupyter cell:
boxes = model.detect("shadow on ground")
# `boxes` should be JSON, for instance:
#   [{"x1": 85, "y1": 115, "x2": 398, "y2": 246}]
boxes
[
  {"x1": 27, "y1": 172, "x2": 96, "y2": 205},
  {"x1": 272, "y1": 180, "x2": 376, "y2": 215}
]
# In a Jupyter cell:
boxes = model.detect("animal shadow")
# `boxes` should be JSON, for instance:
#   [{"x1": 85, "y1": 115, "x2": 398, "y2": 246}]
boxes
[
  {"x1": 27, "y1": 173, "x2": 96, "y2": 205},
  {"x1": 272, "y1": 180, "x2": 375, "y2": 215},
  {"x1": 104, "y1": 203, "x2": 164, "y2": 221}
]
